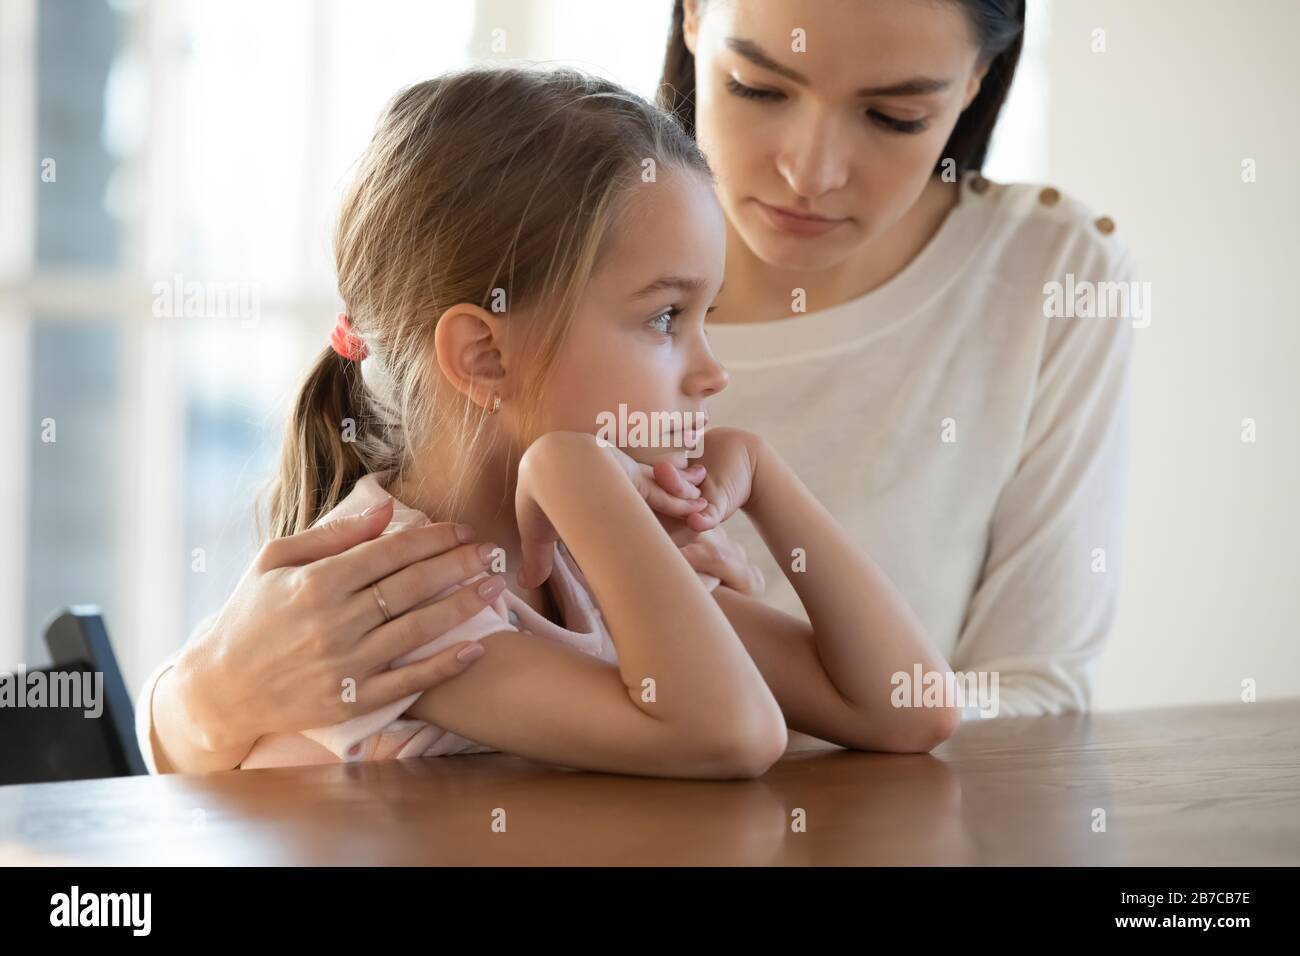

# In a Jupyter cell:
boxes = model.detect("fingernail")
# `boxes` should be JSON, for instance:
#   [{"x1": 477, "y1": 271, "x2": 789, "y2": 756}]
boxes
[
  {"x1": 361, "y1": 496, "x2": 392, "y2": 517},
  {"x1": 478, "y1": 542, "x2": 499, "y2": 563},
  {"x1": 457, "y1": 644, "x2": 485, "y2": 663},
  {"x1": 478, "y1": 575, "x2": 506, "y2": 599},
  {"x1": 455, "y1": 523, "x2": 476, "y2": 543}
]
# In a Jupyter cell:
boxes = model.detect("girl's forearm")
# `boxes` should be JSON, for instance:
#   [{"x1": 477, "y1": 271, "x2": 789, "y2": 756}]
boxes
[
  {"x1": 743, "y1": 436, "x2": 957, "y2": 729},
  {"x1": 523, "y1": 432, "x2": 783, "y2": 741}
]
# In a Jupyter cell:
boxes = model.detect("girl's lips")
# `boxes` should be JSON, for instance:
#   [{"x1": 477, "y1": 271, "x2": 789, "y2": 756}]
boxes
[
  {"x1": 753, "y1": 200, "x2": 850, "y2": 238},
  {"x1": 671, "y1": 418, "x2": 707, "y2": 449},
  {"x1": 673, "y1": 427, "x2": 703, "y2": 448}
]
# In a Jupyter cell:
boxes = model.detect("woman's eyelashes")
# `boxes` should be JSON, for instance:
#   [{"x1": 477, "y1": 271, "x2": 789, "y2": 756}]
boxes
[
  {"x1": 724, "y1": 76, "x2": 928, "y2": 135},
  {"x1": 867, "y1": 110, "x2": 927, "y2": 135},
  {"x1": 725, "y1": 76, "x2": 782, "y2": 102}
]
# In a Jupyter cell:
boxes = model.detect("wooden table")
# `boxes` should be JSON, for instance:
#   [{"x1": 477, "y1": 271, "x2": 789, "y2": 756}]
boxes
[{"x1": 2, "y1": 699, "x2": 1297, "y2": 865}]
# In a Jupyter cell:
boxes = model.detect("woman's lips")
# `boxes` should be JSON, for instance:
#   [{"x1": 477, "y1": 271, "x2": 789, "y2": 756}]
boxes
[{"x1": 753, "y1": 200, "x2": 850, "y2": 237}]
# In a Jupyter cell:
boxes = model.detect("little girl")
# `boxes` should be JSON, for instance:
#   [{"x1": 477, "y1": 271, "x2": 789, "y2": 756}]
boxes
[{"x1": 241, "y1": 66, "x2": 959, "y2": 778}]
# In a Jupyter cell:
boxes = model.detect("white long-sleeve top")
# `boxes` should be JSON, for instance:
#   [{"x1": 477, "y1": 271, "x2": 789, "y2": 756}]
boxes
[{"x1": 702, "y1": 172, "x2": 1137, "y2": 718}]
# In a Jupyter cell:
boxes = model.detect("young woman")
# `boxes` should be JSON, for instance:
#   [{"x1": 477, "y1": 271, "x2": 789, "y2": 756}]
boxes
[{"x1": 661, "y1": 0, "x2": 1133, "y2": 720}]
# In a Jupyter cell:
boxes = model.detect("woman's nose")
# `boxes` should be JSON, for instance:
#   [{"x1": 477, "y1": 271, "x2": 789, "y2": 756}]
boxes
[{"x1": 775, "y1": 106, "x2": 851, "y2": 198}]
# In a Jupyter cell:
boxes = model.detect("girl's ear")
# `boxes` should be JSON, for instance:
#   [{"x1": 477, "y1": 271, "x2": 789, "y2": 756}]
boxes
[{"x1": 433, "y1": 304, "x2": 508, "y2": 412}]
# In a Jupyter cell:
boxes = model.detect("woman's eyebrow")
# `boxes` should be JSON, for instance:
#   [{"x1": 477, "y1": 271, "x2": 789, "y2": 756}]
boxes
[{"x1": 725, "y1": 37, "x2": 952, "y2": 97}]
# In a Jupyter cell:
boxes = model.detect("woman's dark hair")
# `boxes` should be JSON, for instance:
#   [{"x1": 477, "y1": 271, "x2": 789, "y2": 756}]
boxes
[{"x1": 658, "y1": 0, "x2": 1025, "y2": 174}]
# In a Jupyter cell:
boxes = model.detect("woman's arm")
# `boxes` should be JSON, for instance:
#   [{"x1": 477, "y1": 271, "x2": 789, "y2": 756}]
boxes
[
  {"x1": 404, "y1": 430, "x2": 788, "y2": 779},
  {"x1": 148, "y1": 655, "x2": 249, "y2": 774},
  {"x1": 946, "y1": 245, "x2": 1137, "y2": 716},
  {"x1": 690, "y1": 429, "x2": 960, "y2": 752}
]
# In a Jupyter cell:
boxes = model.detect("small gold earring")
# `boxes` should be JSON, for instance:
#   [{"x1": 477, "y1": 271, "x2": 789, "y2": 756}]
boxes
[{"x1": 488, "y1": 394, "x2": 501, "y2": 415}]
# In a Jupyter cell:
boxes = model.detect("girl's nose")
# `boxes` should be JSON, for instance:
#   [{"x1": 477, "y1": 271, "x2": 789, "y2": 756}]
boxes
[{"x1": 688, "y1": 356, "x2": 730, "y2": 399}]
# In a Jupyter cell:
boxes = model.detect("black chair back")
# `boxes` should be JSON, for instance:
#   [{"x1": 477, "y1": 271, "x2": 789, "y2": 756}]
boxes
[{"x1": 0, "y1": 607, "x2": 147, "y2": 785}]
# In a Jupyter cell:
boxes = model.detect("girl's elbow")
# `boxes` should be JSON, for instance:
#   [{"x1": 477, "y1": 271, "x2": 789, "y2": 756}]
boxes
[
  {"x1": 685, "y1": 720, "x2": 788, "y2": 780},
  {"x1": 846, "y1": 705, "x2": 960, "y2": 754},
  {"x1": 732, "y1": 723, "x2": 788, "y2": 778},
  {"x1": 890, "y1": 706, "x2": 961, "y2": 753}
]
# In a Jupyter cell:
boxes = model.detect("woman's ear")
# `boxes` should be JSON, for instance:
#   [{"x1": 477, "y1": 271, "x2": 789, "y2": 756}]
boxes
[
  {"x1": 961, "y1": 59, "x2": 992, "y2": 111},
  {"x1": 432, "y1": 304, "x2": 508, "y2": 412},
  {"x1": 682, "y1": 0, "x2": 701, "y2": 55}
]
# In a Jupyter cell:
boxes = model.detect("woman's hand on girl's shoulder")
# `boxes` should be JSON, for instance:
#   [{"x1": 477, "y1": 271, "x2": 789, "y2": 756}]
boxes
[{"x1": 152, "y1": 501, "x2": 501, "y2": 772}]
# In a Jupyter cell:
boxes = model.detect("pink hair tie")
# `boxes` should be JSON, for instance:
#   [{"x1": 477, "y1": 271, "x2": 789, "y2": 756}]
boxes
[{"x1": 329, "y1": 311, "x2": 369, "y2": 361}]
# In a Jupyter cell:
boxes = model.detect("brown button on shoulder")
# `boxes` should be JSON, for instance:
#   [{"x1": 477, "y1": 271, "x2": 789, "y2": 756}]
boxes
[
  {"x1": 969, "y1": 173, "x2": 991, "y2": 194},
  {"x1": 1038, "y1": 186, "x2": 1060, "y2": 206},
  {"x1": 1094, "y1": 215, "x2": 1116, "y2": 235}
]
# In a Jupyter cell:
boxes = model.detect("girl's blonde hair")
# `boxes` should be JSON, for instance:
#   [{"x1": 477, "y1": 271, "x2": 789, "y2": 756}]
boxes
[{"x1": 262, "y1": 67, "x2": 713, "y2": 540}]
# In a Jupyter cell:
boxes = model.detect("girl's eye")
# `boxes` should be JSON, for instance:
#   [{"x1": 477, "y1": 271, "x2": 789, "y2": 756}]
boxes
[
  {"x1": 649, "y1": 308, "x2": 681, "y2": 336},
  {"x1": 725, "y1": 76, "x2": 784, "y2": 101},
  {"x1": 867, "y1": 110, "x2": 928, "y2": 135}
]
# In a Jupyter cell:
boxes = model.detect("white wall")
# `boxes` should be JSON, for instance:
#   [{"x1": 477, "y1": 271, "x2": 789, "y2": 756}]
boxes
[{"x1": 1036, "y1": 0, "x2": 1300, "y2": 709}]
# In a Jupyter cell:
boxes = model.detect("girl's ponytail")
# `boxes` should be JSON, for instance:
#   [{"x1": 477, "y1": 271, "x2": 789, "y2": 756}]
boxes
[{"x1": 262, "y1": 347, "x2": 380, "y2": 540}]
